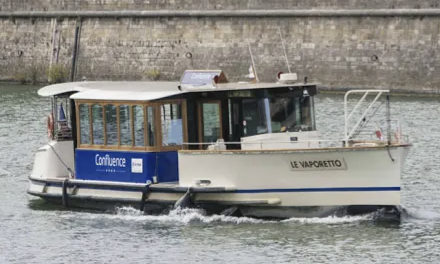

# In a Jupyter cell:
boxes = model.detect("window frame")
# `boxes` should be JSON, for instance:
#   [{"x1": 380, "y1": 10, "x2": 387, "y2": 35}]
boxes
[
  {"x1": 197, "y1": 100, "x2": 223, "y2": 150},
  {"x1": 77, "y1": 103, "x2": 92, "y2": 145},
  {"x1": 75, "y1": 100, "x2": 183, "y2": 152},
  {"x1": 91, "y1": 103, "x2": 104, "y2": 145},
  {"x1": 118, "y1": 104, "x2": 133, "y2": 147},
  {"x1": 157, "y1": 99, "x2": 188, "y2": 151}
]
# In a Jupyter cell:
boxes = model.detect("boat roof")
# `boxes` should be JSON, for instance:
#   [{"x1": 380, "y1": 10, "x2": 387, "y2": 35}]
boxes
[{"x1": 38, "y1": 80, "x2": 316, "y2": 101}]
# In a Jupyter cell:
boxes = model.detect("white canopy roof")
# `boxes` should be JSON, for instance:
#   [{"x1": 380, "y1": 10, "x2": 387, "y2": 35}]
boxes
[
  {"x1": 38, "y1": 81, "x2": 184, "y2": 101},
  {"x1": 37, "y1": 80, "x2": 315, "y2": 101}
]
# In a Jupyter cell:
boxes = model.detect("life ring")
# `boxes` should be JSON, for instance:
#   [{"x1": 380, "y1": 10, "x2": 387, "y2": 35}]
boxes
[
  {"x1": 375, "y1": 129, "x2": 383, "y2": 140},
  {"x1": 47, "y1": 113, "x2": 54, "y2": 139}
]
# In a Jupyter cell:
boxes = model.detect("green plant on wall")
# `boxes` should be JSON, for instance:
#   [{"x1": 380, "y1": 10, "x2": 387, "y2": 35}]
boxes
[
  {"x1": 144, "y1": 68, "x2": 161, "y2": 81},
  {"x1": 47, "y1": 64, "x2": 68, "y2": 84},
  {"x1": 28, "y1": 64, "x2": 41, "y2": 85},
  {"x1": 13, "y1": 64, "x2": 44, "y2": 84}
]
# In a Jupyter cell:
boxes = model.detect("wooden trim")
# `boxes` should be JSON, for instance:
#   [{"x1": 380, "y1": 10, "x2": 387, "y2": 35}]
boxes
[
  {"x1": 157, "y1": 103, "x2": 164, "y2": 151},
  {"x1": 75, "y1": 100, "x2": 157, "y2": 109},
  {"x1": 74, "y1": 99, "x2": 153, "y2": 105},
  {"x1": 160, "y1": 146, "x2": 184, "y2": 152},
  {"x1": 77, "y1": 145, "x2": 157, "y2": 153},
  {"x1": 157, "y1": 99, "x2": 187, "y2": 152},
  {"x1": 103, "y1": 104, "x2": 107, "y2": 146},
  {"x1": 142, "y1": 105, "x2": 147, "y2": 151},
  {"x1": 130, "y1": 105, "x2": 135, "y2": 147},
  {"x1": 146, "y1": 146, "x2": 158, "y2": 152},
  {"x1": 156, "y1": 99, "x2": 185, "y2": 105},
  {"x1": 75, "y1": 102, "x2": 81, "y2": 145},
  {"x1": 146, "y1": 103, "x2": 158, "y2": 153},
  {"x1": 153, "y1": 103, "x2": 159, "y2": 149},
  {"x1": 74, "y1": 100, "x2": 186, "y2": 152},
  {"x1": 151, "y1": 104, "x2": 158, "y2": 148}
]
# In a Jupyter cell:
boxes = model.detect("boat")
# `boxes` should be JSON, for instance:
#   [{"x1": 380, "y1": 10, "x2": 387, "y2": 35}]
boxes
[{"x1": 27, "y1": 69, "x2": 412, "y2": 220}]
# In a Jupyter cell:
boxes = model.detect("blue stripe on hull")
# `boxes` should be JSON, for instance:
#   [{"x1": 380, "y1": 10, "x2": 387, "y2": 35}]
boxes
[
  {"x1": 31, "y1": 179, "x2": 400, "y2": 194},
  {"x1": 235, "y1": 187, "x2": 400, "y2": 193}
]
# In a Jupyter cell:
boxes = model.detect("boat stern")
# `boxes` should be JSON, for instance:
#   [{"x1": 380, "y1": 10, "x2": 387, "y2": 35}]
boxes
[{"x1": 30, "y1": 140, "x2": 74, "y2": 180}]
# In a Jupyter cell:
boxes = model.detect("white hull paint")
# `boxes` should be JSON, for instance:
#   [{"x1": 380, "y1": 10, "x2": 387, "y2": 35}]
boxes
[
  {"x1": 178, "y1": 145, "x2": 411, "y2": 207},
  {"x1": 27, "y1": 144, "x2": 410, "y2": 219},
  {"x1": 31, "y1": 140, "x2": 74, "y2": 179}
]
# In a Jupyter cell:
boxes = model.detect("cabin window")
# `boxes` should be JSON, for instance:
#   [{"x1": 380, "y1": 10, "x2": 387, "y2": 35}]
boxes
[
  {"x1": 119, "y1": 105, "x2": 132, "y2": 146},
  {"x1": 270, "y1": 98, "x2": 294, "y2": 132},
  {"x1": 76, "y1": 101, "x2": 186, "y2": 150},
  {"x1": 105, "y1": 104, "x2": 118, "y2": 145},
  {"x1": 147, "y1": 106, "x2": 155, "y2": 147},
  {"x1": 161, "y1": 102, "x2": 183, "y2": 146},
  {"x1": 242, "y1": 99, "x2": 269, "y2": 137},
  {"x1": 269, "y1": 97, "x2": 313, "y2": 132},
  {"x1": 200, "y1": 102, "x2": 222, "y2": 144},
  {"x1": 133, "y1": 105, "x2": 145, "y2": 147},
  {"x1": 79, "y1": 104, "x2": 90, "y2": 144},
  {"x1": 91, "y1": 104, "x2": 104, "y2": 145},
  {"x1": 270, "y1": 97, "x2": 298, "y2": 132}
]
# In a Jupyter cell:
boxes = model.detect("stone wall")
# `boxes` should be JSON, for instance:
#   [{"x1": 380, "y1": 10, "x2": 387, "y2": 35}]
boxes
[
  {"x1": 1, "y1": 5, "x2": 440, "y2": 92},
  {"x1": 1, "y1": 0, "x2": 439, "y2": 11},
  {"x1": 75, "y1": 16, "x2": 440, "y2": 91}
]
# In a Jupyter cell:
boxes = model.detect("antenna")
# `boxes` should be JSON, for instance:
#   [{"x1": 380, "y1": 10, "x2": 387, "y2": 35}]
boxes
[
  {"x1": 247, "y1": 41, "x2": 259, "y2": 83},
  {"x1": 278, "y1": 27, "x2": 291, "y2": 73}
]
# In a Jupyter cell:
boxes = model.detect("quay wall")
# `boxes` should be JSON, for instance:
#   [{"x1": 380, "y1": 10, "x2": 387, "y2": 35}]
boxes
[
  {"x1": 1, "y1": 1, "x2": 440, "y2": 92},
  {"x1": 1, "y1": 0, "x2": 439, "y2": 11}
]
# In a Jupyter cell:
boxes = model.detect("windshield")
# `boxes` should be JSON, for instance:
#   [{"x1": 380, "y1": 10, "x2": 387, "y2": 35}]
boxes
[
  {"x1": 270, "y1": 96, "x2": 314, "y2": 132},
  {"x1": 240, "y1": 96, "x2": 315, "y2": 137}
]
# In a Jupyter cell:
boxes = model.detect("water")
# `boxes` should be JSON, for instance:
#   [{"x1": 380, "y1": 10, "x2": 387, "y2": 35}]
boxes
[{"x1": 1, "y1": 83, "x2": 440, "y2": 263}]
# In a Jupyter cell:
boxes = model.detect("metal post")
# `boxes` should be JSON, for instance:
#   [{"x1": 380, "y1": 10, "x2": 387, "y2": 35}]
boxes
[
  {"x1": 264, "y1": 98, "x2": 272, "y2": 133},
  {"x1": 70, "y1": 24, "x2": 80, "y2": 82},
  {"x1": 386, "y1": 94, "x2": 391, "y2": 145}
]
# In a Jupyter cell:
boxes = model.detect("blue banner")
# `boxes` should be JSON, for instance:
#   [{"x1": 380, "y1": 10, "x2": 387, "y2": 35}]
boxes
[{"x1": 75, "y1": 149, "x2": 179, "y2": 183}]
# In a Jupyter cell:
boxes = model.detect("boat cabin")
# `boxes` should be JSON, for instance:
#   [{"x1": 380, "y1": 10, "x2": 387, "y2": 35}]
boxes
[{"x1": 42, "y1": 70, "x2": 317, "y2": 184}]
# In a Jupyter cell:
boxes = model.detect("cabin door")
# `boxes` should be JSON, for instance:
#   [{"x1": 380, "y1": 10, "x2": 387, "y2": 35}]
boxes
[{"x1": 198, "y1": 101, "x2": 222, "y2": 149}]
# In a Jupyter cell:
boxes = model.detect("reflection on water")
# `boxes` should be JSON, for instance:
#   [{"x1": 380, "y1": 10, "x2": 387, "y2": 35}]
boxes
[{"x1": 1, "y1": 83, "x2": 440, "y2": 263}]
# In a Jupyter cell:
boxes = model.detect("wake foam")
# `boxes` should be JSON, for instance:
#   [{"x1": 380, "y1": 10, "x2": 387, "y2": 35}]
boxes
[
  {"x1": 401, "y1": 207, "x2": 440, "y2": 221},
  {"x1": 58, "y1": 206, "x2": 372, "y2": 225},
  {"x1": 113, "y1": 207, "x2": 270, "y2": 224},
  {"x1": 282, "y1": 214, "x2": 371, "y2": 224},
  {"x1": 59, "y1": 207, "x2": 268, "y2": 224}
]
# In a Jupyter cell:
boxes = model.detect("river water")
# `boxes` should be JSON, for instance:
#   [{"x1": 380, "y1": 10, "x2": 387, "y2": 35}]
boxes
[{"x1": 0, "y1": 83, "x2": 439, "y2": 263}]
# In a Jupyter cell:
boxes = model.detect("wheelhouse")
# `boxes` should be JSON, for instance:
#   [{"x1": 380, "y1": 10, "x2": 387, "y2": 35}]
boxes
[{"x1": 44, "y1": 70, "x2": 317, "y2": 185}]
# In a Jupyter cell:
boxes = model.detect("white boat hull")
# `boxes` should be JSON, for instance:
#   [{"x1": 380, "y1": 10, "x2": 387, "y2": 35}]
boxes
[
  {"x1": 178, "y1": 144, "x2": 410, "y2": 208},
  {"x1": 27, "y1": 144, "x2": 410, "y2": 220}
]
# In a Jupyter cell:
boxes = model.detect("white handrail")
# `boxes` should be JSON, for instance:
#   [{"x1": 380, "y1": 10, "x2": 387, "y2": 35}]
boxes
[{"x1": 344, "y1": 90, "x2": 390, "y2": 142}]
